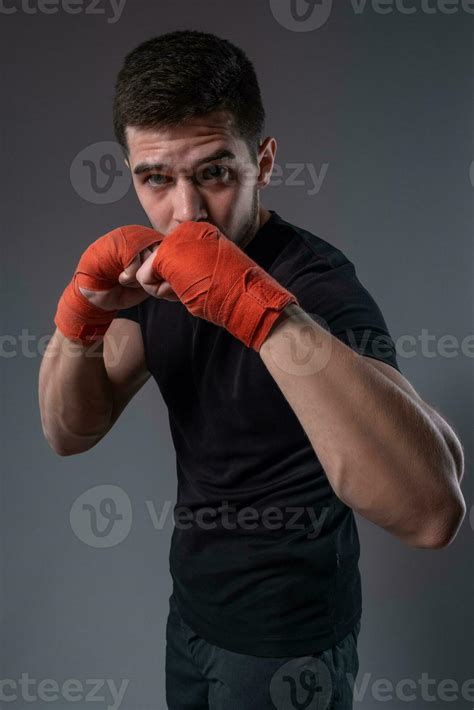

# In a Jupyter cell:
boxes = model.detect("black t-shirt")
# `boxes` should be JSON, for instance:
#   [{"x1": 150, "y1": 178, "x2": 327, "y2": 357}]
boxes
[{"x1": 116, "y1": 210, "x2": 401, "y2": 657}]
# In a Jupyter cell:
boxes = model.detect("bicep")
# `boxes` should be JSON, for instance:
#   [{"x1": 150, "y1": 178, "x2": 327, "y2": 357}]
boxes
[{"x1": 103, "y1": 316, "x2": 151, "y2": 427}]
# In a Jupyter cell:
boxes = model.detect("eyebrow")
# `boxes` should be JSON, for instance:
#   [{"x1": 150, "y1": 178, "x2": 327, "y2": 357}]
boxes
[{"x1": 132, "y1": 149, "x2": 238, "y2": 176}]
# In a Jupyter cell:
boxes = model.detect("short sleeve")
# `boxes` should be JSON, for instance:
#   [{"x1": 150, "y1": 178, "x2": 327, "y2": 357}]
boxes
[
  {"x1": 114, "y1": 304, "x2": 140, "y2": 323},
  {"x1": 287, "y1": 252, "x2": 401, "y2": 373}
]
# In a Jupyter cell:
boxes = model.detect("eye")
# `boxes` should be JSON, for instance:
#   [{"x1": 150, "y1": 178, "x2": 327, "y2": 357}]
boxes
[
  {"x1": 198, "y1": 165, "x2": 233, "y2": 184},
  {"x1": 144, "y1": 174, "x2": 170, "y2": 188}
]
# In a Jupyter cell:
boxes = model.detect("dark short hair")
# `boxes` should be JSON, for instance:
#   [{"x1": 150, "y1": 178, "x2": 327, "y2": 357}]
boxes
[{"x1": 113, "y1": 30, "x2": 266, "y2": 164}]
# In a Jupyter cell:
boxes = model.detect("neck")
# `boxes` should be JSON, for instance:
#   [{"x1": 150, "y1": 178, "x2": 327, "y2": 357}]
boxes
[
  {"x1": 238, "y1": 205, "x2": 271, "y2": 251},
  {"x1": 258, "y1": 206, "x2": 272, "y2": 230}
]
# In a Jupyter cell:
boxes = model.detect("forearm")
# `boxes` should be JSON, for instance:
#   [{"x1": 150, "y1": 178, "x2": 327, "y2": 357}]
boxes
[
  {"x1": 38, "y1": 328, "x2": 114, "y2": 455},
  {"x1": 259, "y1": 306, "x2": 464, "y2": 548}
]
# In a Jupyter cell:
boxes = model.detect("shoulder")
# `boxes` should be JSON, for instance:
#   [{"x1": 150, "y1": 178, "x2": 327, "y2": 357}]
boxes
[
  {"x1": 274, "y1": 214, "x2": 401, "y2": 372},
  {"x1": 272, "y1": 213, "x2": 353, "y2": 275},
  {"x1": 271, "y1": 214, "x2": 357, "y2": 298}
]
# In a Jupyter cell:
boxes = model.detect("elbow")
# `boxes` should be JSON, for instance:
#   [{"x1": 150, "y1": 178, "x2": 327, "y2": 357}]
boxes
[
  {"x1": 444, "y1": 430, "x2": 465, "y2": 485},
  {"x1": 411, "y1": 490, "x2": 467, "y2": 550},
  {"x1": 43, "y1": 432, "x2": 80, "y2": 457},
  {"x1": 40, "y1": 421, "x2": 71, "y2": 457},
  {"x1": 47, "y1": 440, "x2": 95, "y2": 457},
  {"x1": 42, "y1": 427, "x2": 99, "y2": 457},
  {"x1": 51, "y1": 444, "x2": 81, "y2": 458}
]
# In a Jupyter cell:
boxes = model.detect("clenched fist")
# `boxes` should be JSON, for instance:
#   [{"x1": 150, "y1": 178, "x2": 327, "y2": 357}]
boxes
[
  {"x1": 54, "y1": 224, "x2": 177, "y2": 344},
  {"x1": 134, "y1": 221, "x2": 299, "y2": 351}
]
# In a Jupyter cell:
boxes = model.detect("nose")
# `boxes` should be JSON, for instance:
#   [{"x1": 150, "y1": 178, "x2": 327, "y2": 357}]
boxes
[{"x1": 171, "y1": 176, "x2": 208, "y2": 225}]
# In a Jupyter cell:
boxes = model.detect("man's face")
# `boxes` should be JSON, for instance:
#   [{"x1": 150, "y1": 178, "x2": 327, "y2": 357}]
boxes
[{"x1": 124, "y1": 110, "x2": 275, "y2": 248}]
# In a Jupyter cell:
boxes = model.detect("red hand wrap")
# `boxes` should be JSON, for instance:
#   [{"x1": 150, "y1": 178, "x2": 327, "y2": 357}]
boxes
[
  {"x1": 151, "y1": 221, "x2": 299, "y2": 351},
  {"x1": 54, "y1": 225, "x2": 162, "y2": 344}
]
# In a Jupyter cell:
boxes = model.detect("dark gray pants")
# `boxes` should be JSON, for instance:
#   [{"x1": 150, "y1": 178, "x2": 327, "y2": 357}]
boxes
[{"x1": 166, "y1": 593, "x2": 361, "y2": 709}]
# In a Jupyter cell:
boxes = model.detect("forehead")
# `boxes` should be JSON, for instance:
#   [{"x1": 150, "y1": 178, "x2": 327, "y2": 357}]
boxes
[{"x1": 125, "y1": 110, "x2": 249, "y2": 167}]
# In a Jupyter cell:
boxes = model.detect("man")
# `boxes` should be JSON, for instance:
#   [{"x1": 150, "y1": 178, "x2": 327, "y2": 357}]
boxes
[{"x1": 39, "y1": 30, "x2": 466, "y2": 710}]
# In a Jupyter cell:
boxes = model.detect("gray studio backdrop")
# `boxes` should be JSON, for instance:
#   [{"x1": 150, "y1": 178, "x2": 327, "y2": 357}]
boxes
[{"x1": 2, "y1": 1, "x2": 473, "y2": 709}]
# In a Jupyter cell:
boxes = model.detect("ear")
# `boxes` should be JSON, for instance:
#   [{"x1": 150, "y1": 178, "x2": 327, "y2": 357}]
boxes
[{"x1": 256, "y1": 137, "x2": 277, "y2": 188}]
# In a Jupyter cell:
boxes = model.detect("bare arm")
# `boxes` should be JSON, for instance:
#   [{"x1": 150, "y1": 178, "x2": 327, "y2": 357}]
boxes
[
  {"x1": 38, "y1": 319, "x2": 150, "y2": 456},
  {"x1": 259, "y1": 305, "x2": 465, "y2": 549},
  {"x1": 363, "y1": 357, "x2": 465, "y2": 485}
]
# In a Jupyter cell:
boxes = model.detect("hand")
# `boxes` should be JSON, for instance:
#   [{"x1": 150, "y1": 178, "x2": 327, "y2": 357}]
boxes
[
  {"x1": 117, "y1": 244, "x2": 178, "y2": 304},
  {"x1": 54, "y1": 224, "x2": 169, "y2": 343},
  {"x1": 135, "y1": 220, "x2": 299, "y2": 351},
  {"x1": 127, "y1": 244, "x2": 180, "y2": 303}
]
